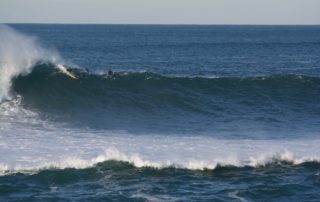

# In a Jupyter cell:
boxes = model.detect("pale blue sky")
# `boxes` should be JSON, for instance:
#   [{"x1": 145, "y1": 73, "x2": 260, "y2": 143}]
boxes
[{"x1": 0, "y1": 0, "x2": 319, "y2": 24}]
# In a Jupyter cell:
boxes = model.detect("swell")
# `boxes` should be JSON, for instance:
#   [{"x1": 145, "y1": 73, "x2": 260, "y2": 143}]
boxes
[
  {"x1": 13, "y1": 63, "x2": 320, "y2": 110},
  {"x1": 10, "y1": 63, "x2": 320, "y2": 132}
]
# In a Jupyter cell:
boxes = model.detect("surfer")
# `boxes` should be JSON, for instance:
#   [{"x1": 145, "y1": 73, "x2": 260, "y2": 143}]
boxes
[
  {"x1": 57, "y1": 64, "x2": 78, "y2": 79},
  {"x1": 107, "y1": 69, "x2": 113, "y2": 77},
  {"x1": 67, "y1": 67, "x2": 89, "y2": 73}
]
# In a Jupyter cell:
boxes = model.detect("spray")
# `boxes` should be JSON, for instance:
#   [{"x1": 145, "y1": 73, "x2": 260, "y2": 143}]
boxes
[{"x1": 0, "y1": 24, "x2": 62, "y2": 102}]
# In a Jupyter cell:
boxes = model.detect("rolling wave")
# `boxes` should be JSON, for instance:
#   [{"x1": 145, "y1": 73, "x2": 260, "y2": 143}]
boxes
[
  {"x1": 1, "y1": 143, "x2": 320, "y2": 175},
  {"x1": 12, "y1": 63, "x2": 320, "y2": 111},
  {"x1": 9, "y1": 63, "x2": 320, "y2": 133}
]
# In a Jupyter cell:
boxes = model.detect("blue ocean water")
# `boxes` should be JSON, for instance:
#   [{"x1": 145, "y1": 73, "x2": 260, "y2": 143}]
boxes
[{"x1": 0, "y1": 24, "x2": 320, "y2": 201}]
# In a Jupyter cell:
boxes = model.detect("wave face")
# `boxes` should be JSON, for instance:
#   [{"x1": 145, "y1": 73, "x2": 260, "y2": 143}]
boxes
[
  {"x1": 1, "y1": 24, "x2": 320, "y2": 201},
  {"x1": 11, "y1": 64, "x2": 320, "y2": 136}
]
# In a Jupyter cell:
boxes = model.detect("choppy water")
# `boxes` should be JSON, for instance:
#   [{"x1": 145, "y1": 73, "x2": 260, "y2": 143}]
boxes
[{"x1": 0, "y1": 24, "x2": 320, "y2": 201}]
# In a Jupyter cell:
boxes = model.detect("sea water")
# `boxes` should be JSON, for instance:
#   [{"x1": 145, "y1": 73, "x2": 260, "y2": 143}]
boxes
[{"x1": 0, "y1": 24, "x2": 320, "y2": 201}]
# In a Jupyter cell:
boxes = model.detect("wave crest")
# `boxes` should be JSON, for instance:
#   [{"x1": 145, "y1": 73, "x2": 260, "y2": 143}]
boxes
[
  {"x1": 0, "y1": 25, "x2": 62, "y2": 102},
  {"x1": 1, "y1": 146, "x2": 320, "y2": 176}
]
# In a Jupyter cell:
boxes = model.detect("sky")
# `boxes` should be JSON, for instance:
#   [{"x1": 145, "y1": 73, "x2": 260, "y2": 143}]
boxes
[{"x1": 0, "y1": 0, "x2": 319, "y2": 24}]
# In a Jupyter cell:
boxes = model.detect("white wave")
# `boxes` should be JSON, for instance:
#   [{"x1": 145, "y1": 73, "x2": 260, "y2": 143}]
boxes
[
  {"x1": 0, "y1": 95, "x2": 36, "y2": 117},
  {"x1": 0, "y1": 122, "x2": 320, "y2": 175},
  {"x1": 0, "y1": 24, "x2": 62, "y2": 102},
  {"x1": 83, "y1": 146, "x2": 320, "y2": 170},
  {"x1": 1, "y1": 146, "x2": 319, "y2": 176}
]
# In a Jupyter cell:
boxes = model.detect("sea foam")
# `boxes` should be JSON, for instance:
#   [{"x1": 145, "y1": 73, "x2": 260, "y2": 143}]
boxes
[
  {"x1": 1, "y1": 126, "x2": 320, "y2": 175},
  {"x1": 0, "y1": 25, "x2": 62, "y2": 102}
]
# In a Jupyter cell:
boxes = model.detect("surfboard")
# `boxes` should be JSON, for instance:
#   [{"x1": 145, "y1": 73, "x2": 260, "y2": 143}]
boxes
[{"x1": 57, "y1": 64, "x2": 78, "y2": 79}]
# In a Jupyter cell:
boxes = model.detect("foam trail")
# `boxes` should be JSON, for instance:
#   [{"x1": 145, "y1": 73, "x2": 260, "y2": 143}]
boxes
[
  {"x1": 1, "y1": 123, "x2": 320, "y2": 174},
  {"x1": 0, "y1": 24, "x2": 62, "y2": 102}
]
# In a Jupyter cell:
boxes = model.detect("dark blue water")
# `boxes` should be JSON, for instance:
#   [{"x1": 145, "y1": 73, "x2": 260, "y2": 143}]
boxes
[
  {"x1": 15, "y1": 25, "x2": 320, "y2": 77},
  {"x1": 1, "y1": 24, "x2": 320, "y2": 201}
]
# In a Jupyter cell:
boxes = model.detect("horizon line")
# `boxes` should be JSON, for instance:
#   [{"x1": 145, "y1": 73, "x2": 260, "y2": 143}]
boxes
[{"x1": 2, "y1": 22, "x2": 320, "y2": 26}]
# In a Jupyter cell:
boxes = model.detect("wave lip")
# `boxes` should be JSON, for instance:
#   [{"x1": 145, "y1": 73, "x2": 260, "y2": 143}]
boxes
[
  {"x1": 1, "y1": 150, "x2": 320, "y2": 176},
  {"x1": 0, "y1": 25, "x2": 62, "y2": 102}
]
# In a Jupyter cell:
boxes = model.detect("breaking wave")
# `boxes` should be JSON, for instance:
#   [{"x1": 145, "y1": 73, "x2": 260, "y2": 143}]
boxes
[
  {"x1": 0, "y1": 128, "x2": 320, "y2": 176},
  {"x1": 12, "y1": 64, "x2": 320, "y2": 112},
  {"x1": 8, "y1": 63, "x2": 320, "y2": 133},
  {"x1": 1, "y1": 145, "x2": 320, "y2": 176},
  {"x1": 0, "y1": 24, "x2": 66, "y2": 102}
]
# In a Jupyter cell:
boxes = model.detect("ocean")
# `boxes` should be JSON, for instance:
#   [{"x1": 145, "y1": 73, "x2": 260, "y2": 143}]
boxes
[{"x1": 0, "y1": 24, "x2": 320, "y2": 201}]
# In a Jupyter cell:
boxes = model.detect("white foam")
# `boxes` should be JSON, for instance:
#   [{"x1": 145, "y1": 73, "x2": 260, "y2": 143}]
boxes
[
  {"x1": 0, "y1": 24, "x2": 62, "y2": 102},
  {"x1": 0, "y1": 118, "x2": 320, "y2": 175}
]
